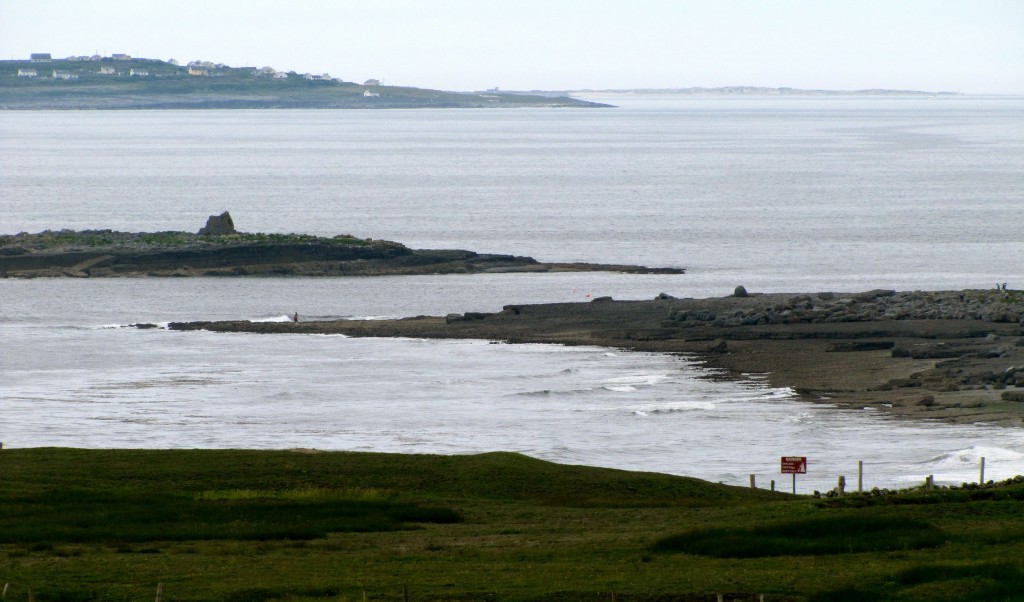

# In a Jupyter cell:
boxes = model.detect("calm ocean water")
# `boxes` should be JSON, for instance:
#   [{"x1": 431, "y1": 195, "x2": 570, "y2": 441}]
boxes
[{"x1": 2, "y1": 96, "x2": 1023, "y2": 491}]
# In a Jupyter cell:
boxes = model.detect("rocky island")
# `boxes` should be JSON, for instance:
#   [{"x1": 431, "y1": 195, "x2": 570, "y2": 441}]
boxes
[
  {"x1": 0, "y1": 213, "x2": 682, "y2": 278},
  {"x1": 170, "y1": 287, "x2": 1024, "y2": 427}
]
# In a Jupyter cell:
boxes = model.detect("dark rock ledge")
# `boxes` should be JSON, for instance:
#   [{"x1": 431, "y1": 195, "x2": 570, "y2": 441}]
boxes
[{"x1": 0, "y1": 214, "x2": 683, "y2": 278}]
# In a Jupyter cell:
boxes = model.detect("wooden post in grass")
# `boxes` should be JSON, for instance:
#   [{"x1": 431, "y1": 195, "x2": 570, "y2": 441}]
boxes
[
  {"x1": 770, "y1": 479, "x2": 775, "y2": 491},
  {"x1": 980, "y1": 456, "x2": 986, "y2": 484},
  {"x1": 749, "y1": 474, "x2": 756, "y2": 489},
  {"x1": 858, "y1": 460, "x2": 863, "y2": 493},
  {"x1": 925, "y1": 475, "x2": 934, "y2": 490},
  {"x1": 716, "y1": 595, "x2": 724, "y2": 602},
  {"x1": 155, "y1": 582, "x2": 163, "y2": 602},
  {"x1": 838, "y1": 475, "x2": 846, "y2": 496}
]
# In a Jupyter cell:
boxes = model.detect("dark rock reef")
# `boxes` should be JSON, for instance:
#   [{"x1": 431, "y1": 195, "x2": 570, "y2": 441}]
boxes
[{"x1": 0, "y1": 213, "x2": 683, "y2": 278}]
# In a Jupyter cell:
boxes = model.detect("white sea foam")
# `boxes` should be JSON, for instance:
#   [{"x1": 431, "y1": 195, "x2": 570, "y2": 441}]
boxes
[
  {"x1": 603, "y1": 374, "x2": 670, "y2": 387},
  {"x1": 927, "y1": 445, "x2": 1024, "y2": 468},
  {"x1": 251, "y1": 315, "x2": 294, "y2": 323},
  {"x1": 630, "y1": 401, "x2": 718, "y2": 415}
]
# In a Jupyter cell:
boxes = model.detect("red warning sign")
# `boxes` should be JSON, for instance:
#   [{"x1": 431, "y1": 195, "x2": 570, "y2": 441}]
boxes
[{"x1": 781, "y1": 456, "x2": 807, "y2": 474}]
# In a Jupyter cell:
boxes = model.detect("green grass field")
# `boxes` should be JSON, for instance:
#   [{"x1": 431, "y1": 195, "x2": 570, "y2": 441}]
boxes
[{"x1": 1, "y1": 449, "x2": 1022, "y2": 601}]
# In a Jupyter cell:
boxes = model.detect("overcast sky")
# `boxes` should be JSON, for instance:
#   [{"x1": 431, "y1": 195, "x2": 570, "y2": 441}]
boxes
[{"x1": 1, "y1": 0, "x2": 1021, "y2": 93}]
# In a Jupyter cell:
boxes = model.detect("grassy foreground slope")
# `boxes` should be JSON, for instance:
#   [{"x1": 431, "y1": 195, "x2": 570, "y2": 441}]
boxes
[{"x1": 1, "y1": 449, "x2": 1023, "y2": 601}]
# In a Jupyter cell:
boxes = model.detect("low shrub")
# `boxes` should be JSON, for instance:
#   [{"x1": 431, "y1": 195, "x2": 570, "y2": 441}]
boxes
[
  {"x1": 652, "y1": 514, "x2": 946, "y2": 558},
  {"x1": 811, "y1": 562, "x2": 1024, "y2": 602},
  {"x1": 0, "y1": 488, "x2": 461, "y2": 544}
]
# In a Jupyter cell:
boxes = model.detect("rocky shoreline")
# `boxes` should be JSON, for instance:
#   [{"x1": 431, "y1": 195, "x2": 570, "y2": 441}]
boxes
[
  {"x1": 169, "y1": 288, "x2": 1024, "y2": 427},
  {"x1": 0, "y1": 215, "x2": 682, "y2": 278}
]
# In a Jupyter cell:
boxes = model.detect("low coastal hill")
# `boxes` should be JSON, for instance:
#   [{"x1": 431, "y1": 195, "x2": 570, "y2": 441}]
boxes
[
  {"x1": 7, "y1": 447, "x2": 1024, "y2": 600},
  {"x1": 0, "y1": 214, "x2": 682, "y2": 278},
  {"x1": 0, "y1": 55, "x2": 606, "y2": 109}
]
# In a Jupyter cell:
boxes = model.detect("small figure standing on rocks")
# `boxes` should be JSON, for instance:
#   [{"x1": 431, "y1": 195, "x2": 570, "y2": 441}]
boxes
[{"x1": 293, "y1": 312, "x2": 299, "y2": 323}]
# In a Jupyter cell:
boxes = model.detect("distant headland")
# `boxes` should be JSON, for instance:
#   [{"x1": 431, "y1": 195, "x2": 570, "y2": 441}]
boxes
[
  {"x1": 0, "y1": 53, "x2": 606, "y2": 110},
  {"x1": 508, "y1": 86, "x2": 961, "y2": 97}
]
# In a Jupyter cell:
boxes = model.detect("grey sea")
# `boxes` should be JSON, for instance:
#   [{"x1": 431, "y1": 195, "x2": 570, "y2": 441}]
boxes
[{"x1": 2, "y1": 95, "x2": 1023, "y2": 492}]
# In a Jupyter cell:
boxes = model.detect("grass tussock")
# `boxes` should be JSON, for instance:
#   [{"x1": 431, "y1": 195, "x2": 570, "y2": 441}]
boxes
[{"x1": 812, "y1": 562, "x2": 1024, "y2": 602}]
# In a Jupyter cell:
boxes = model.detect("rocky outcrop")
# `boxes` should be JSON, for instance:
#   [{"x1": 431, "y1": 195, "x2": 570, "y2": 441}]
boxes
[
  {"x1": 197, "y1": 212, "x2": 236, "y2": 235},
  {"x1": 665, "y1": 290, "x2": 1024, "y2": 329}
]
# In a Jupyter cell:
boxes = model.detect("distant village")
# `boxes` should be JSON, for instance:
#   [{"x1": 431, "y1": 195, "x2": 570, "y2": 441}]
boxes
[{"x1": 11, "y1": 53, "x2": 382, "y2": 95}]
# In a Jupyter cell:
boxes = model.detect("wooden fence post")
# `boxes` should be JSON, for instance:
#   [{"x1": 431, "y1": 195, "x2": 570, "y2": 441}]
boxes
[
  {"x1": 858, "y1": 460, "x2": 863, "y2": 493},
  {"x1": 837, "y1": 475, "x2": 845, "y2": 496},
  {"x1": 980, "y1": 456, "x2": 986, "y2": 484},
  {"x1": 750, "y1": 474, "x2": 756, "y2": 489}
]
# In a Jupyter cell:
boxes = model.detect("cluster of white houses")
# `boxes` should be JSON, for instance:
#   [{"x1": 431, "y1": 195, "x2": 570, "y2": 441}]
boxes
[
  {"x1": 17, "y1": 65, "x2": 147, "y2": 79},
  {"x1": 18, "y1": 52, "x2": 141, "y2": 79},
  {"x1": 27, "y1": 52, "x2": 132, "y2": 63}
]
